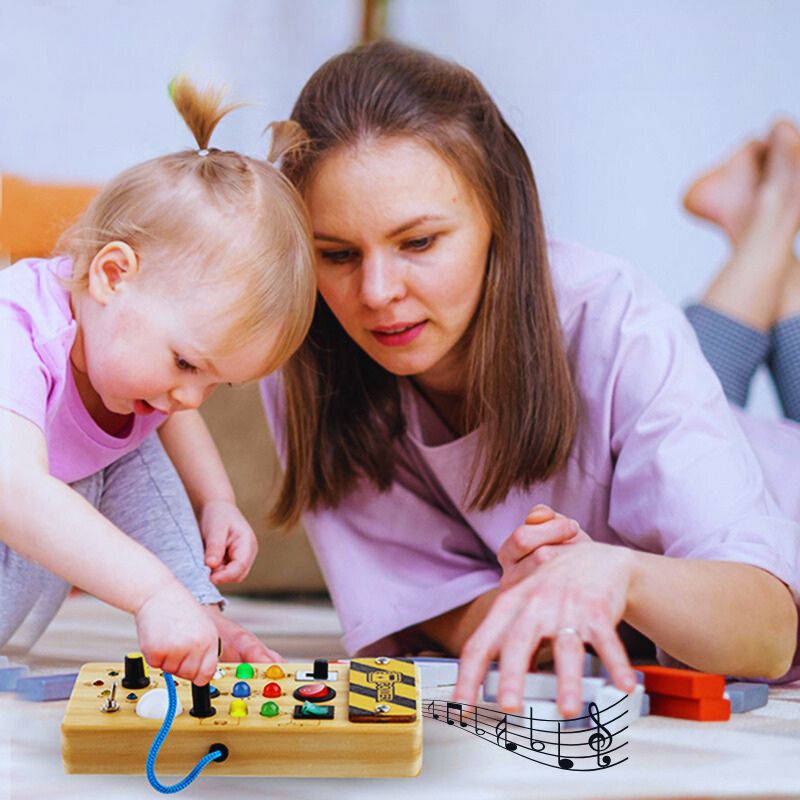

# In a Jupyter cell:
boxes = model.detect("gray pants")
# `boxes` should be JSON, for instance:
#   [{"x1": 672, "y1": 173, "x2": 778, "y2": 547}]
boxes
[
  {"x1": 686, "y1": 303, "x2": 800, "y2": 421},
  {"x1": 0, "y1": 432, "x2": 223, "y2": 652}
]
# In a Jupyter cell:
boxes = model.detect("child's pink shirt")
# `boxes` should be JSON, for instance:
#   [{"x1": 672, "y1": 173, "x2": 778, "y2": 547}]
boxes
[
  {"x1": 0, "y1": 257, "x2": 165, "y2": 482},
  {"x1": 260, "y1": 240, "x2": 800, "y2": 681}
]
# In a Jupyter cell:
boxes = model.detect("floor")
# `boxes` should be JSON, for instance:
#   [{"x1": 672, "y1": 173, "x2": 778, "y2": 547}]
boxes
[{"x1": 1, "y1": 593, "x2": 799, "y2": 800}]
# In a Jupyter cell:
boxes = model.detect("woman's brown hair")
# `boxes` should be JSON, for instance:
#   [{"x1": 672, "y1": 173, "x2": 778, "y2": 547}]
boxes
[{"x1": 271, "y1": 40, "x2": 577, "y2": 527}]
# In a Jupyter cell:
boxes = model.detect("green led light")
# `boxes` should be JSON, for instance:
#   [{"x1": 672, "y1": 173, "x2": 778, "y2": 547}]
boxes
[
  {"x1": 260, "y1": 701, "x2": 280, "y2": 717},
  {"x1": 235, "y1": 663, "x2": 255, "y2": 679}
]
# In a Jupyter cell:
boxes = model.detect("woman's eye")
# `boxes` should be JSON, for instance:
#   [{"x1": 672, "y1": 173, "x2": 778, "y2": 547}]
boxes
[
  {"x1": 403, "y1": 235, "x2": 435, "y2": 252},
  {"x1": 320, "y1": 249, "x2": 358, "y2": 264},
  {"x1": 174, "y1": 354, "x2": 198, "y2": 373}
]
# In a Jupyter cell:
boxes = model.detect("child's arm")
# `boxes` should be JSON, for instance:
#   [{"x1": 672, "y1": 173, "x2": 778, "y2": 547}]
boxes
[
  {"x1": 0, "y1": 408, "x2": 219, "y2": 684},
  {"x1": 158, "y1": 409, "x2": 258, "y2": 584}
]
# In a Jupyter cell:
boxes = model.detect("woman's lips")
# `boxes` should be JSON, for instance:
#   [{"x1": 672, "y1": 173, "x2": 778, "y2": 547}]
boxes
[{"x1": 370, "y1": 321, "x2": 427, "y2": 346}]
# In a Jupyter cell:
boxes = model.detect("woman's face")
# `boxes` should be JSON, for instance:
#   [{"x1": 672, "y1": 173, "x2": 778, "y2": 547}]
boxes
[{"x1": 304, "y1": 137, "x2": 492, "y2": 394}]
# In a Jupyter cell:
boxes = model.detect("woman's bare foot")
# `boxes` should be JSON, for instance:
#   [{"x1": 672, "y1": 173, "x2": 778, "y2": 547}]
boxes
[
  {"x1": 683, "y1": 139, "x2": 766, "y2": 244},
  {"x1": 753, "y1": 119, "x2": 800, "y2": 229},
  {"x1": 776, "y1": 257, "x2": 800, "y2": 323},
  {"x1": 697, "y1": 120, "x2": 800, "y2": 331}
]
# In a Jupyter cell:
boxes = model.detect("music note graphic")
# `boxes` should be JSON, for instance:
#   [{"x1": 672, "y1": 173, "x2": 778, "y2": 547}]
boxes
[
  {"x1": 587, "y1": 701, "x2": 613, "y2": 768},
  {"x1": 527, "y1": 707, "x2": 545, "y2": 753},
  {"x1": 494, "y1": 714, "x2": 518, "y2": 752},
  {"x1": 422, "y1": 694, "x2": 627, "y2": 771},
  {"x1": 557, "y1": 722, "x2": 574, "y2": 770},
  {"x1": 446, "y1": 701, "x2": 467, "y2": 727},
  {"x1": 472, "y1": 705, "x2": 486, "y2": 737}
]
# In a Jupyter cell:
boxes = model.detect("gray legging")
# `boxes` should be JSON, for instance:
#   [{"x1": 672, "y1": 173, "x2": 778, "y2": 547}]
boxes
[
  {"x1": 0, "y1": 432, "x2": 223, "y2": 652},
  {"x1": 686, "y1": 303, "x2": 800, "y2": 421}
]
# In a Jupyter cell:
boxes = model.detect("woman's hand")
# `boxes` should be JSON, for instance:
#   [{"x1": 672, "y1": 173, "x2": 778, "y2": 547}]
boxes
[
  {"x1": 200, "y1": 499, "x2": 258, "y2": 584},
  {"x1": 454, "y1": 541, "x2": 639, "y2": 717},
  {"x1": 203, "y1": 604, "x2": 283, "y2": 664},
  {"x1": 499, "y1": 504, "x2": 592, "y2": 589}
]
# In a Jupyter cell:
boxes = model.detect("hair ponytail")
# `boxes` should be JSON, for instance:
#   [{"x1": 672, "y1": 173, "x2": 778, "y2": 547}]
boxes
[
  {"x1": 168, "y1": 75, "x2": 243, "y2": 151},
  {"x1": 265, "y1": 120, "x2": 309, "y2": 166}
]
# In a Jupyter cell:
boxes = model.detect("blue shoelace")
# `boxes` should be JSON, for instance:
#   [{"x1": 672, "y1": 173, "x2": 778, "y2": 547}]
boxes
[{"x1": 146, "y1": 673, "x2": 224, "y2": 793}]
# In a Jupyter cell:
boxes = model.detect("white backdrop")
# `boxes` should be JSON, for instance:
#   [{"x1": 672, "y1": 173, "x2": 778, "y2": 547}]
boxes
[{"x1": 2, "y1": 0, "x2": 798, "y2": 414}]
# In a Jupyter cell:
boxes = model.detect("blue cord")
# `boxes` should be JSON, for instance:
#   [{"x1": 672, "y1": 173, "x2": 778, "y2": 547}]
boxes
[{"x1": 146, "y1": 672, "x2": 223, "y2": 794}]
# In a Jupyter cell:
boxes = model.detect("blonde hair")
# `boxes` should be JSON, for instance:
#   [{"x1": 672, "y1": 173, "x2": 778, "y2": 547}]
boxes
[{"x1": 57, "y1": 76, "x2": 315, "y2": 374}]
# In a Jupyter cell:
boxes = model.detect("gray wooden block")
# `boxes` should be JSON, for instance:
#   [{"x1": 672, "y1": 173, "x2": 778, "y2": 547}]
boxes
[{"x1": 725, "y1": 682, "x2": 768, "y2": 713}]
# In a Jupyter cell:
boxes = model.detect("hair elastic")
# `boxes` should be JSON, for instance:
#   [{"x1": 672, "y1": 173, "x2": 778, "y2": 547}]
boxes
[{"x1": 197, "y1": 148, "x2": 210, "y2": 157}]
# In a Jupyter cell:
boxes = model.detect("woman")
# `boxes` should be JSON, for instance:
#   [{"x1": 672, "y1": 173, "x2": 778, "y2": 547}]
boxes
[{"x1": 260, "y1": 41, "x2": 800, "y2": 717}]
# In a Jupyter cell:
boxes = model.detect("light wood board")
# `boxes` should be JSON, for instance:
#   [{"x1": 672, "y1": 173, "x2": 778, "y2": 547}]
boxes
[{"x1": 61, "y1": 660, "x2": 422, "y2": 777}]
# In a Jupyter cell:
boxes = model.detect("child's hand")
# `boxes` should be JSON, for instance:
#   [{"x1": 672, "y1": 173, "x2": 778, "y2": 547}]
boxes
[
  {"x1": 134, "y1": 582, "x2": 220, "y2": 685},
  {"x1": 204, "y1": 604, "x2": 283, "y2": 664},
  {"x1": 498, "y1": 504, "x2": 592, "y2": 589},
  {"x1": 200, "y1": 499, "x2": 258, "y2": 584}
]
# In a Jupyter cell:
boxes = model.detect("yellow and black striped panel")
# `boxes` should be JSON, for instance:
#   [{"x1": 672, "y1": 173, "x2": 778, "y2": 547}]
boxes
[{"x1": 348, "y1": 658, "x2": 418, "y2": 723}]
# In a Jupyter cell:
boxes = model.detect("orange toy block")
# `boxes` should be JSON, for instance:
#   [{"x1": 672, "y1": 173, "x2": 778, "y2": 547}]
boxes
[
  {"x1": 636, "y1": 665, "x2": 725, "y2": 699},
  {"x1": 648, "y1": 692, "x2": 731, "y2": 722}
]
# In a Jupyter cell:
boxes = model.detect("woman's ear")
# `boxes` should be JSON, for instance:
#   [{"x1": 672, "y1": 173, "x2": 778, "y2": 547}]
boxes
[{"x1": 86, "y1": 242, "x2": 139, "y2": 305}]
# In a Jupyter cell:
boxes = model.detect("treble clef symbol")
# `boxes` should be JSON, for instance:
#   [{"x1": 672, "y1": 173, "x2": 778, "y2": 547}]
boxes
[{"x1": 587, "y1": 701, "x2": 613, "y2": 767}]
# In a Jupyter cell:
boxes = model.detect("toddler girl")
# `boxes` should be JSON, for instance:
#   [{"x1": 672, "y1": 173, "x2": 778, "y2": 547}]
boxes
[{"x1": 0, "y1": 77, "x2": 315, "y2": 686}]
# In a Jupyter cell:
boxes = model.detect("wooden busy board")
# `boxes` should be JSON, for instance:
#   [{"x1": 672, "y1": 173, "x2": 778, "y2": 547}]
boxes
[{"x1": 61, "y1": 658, "x2": 422, "y2": 777}]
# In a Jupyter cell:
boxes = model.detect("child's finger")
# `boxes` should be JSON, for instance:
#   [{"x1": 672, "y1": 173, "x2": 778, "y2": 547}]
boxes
[
  {"x1": 204, "y1": 530, "x2": 227, "y2": 568},
  {"x1": 228, "y1": 531, "x2": 258, "y2": 571},
  {"x1": 210, "y1": 560, "x2": 245, "y2": 584}
]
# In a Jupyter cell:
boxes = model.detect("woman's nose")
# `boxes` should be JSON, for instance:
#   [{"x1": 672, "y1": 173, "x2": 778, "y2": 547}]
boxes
[{"x1": 358, "y1": 252, "x2": 406, "y2": 308}]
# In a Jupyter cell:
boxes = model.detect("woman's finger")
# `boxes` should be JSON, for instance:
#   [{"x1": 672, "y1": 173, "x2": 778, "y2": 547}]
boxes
[
  {"x1": 552, "y1": 626, "x2": 586, "y2": 718},
  {"x1": 586, "y1": 620, "x2": 637, "y2": 694},
  {"x1": 498, "y1": 517, "x2": 580, "y2": 569},
  {"x1": 454, "y1": 590, "x2": 522, "y2": 705},
  {"x1": 496, "y1": 599, "x2": 546, "y2": 711},
  {"x1": 524, "y1": 504, "x2": 557, "y2": 525}
]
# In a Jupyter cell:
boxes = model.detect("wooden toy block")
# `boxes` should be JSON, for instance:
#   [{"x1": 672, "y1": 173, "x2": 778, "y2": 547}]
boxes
[
  {"x1": 594, "y1": 683, "x2": 646, "y2": 724},
  {"x1": 0, "y1": 665, "x2": 29, "y2": 691},
  {"x1": 648, "y1": 692, "x2": 731, "y2": 721},
  {"x1": 61, "y1": 659, "x2": 422, "y2": 777},
  {"x1": 725, "y1": 682, "x2": 769, "y2": 713},
  {"x1": 413, "y1": 658, "x2": 460, "y2": 688},
  {"x1": 16, "y1": 672, "x2": 78, "y2": 701},
  {"x1": 636, "y1": 665, "x2": 725, "y2": 699},
  {"x1": 482, "y1": 671, "x2": 605, "y2": 704}
]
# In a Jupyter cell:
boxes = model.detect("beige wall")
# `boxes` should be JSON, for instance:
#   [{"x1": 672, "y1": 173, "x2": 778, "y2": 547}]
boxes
[{"x1": 199, "y1": 383, "x2": 325, "y2": 595}]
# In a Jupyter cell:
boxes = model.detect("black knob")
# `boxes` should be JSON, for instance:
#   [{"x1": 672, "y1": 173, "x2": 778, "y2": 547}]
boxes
[
  {"x1": 312, "y1": 658, "x2": 329, "y2": 680},
  {"x1": 122, "y1": 653, "x2": 150, "y2": 689},
  {"x1": 190, "y1": 682, "x2": 216, "y2": 718}
]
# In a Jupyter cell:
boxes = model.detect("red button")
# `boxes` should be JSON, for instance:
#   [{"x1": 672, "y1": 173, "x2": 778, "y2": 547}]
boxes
[
  {"x1": 296, "y1": 683, "x2": 330, "y2": 700},
  {"x1": 263, "y1": 682, "x2": 282, "y2": 698}
]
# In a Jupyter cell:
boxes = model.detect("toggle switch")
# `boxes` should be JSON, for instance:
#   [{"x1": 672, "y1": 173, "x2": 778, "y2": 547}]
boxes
[{"x1": 313, "y1": 659, "x2": 329, "y2": 680}]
